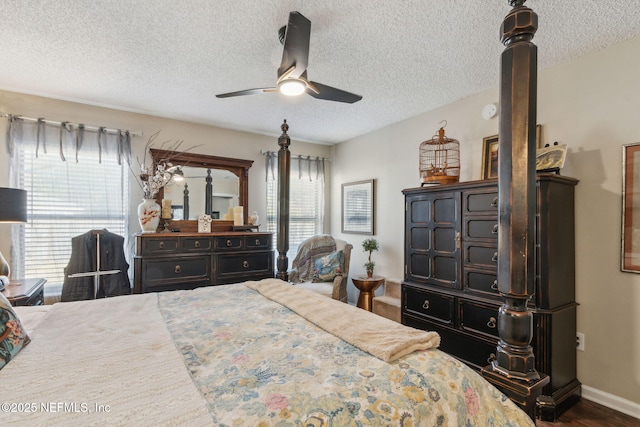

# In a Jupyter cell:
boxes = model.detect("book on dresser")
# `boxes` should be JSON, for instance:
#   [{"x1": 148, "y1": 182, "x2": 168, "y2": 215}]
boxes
[
  {"x1": 134, "y1": 232, "x2": 274, "y2": 293},
  {"x1": 401, "y1": 173, "x2": 580, "y2": 418}
]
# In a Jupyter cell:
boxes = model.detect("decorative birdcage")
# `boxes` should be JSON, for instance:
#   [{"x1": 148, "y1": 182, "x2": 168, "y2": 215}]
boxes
[{"x1": 419, "y1": 122, "x2": 460, "y2": 185}]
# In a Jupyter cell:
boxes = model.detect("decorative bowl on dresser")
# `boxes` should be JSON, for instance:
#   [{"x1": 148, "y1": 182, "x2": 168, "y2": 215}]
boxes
[
  {"x1": 134, "y1": 232, "x2": 274, "y2": 293},
  {"x1": 401, "y1": 173, "x2": 580, "y2": 419}
]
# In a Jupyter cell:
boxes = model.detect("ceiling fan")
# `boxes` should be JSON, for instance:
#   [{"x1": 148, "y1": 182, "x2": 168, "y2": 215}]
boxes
[{"x1": 216, "y1": 11, "x2": 362, "y2": 104}]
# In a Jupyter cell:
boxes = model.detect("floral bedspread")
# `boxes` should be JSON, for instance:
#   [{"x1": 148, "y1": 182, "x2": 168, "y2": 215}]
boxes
[{"x1": 158, "y1": 283, "x2": 533, "y2": 426}]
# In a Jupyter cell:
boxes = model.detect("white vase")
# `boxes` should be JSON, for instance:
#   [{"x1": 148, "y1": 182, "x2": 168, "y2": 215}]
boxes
[{"x1": 138, "y1": 198, "x2": 161, "y2": 233}]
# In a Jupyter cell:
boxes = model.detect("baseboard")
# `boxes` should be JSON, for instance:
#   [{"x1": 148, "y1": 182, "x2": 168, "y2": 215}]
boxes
[{"x1": 581, "y1": 385, "x2": 640, "y2": 420}]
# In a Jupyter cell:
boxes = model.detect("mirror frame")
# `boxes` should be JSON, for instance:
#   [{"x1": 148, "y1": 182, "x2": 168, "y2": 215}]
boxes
[{"x1": 151, "y1": 148, "x2": 254, "y2": 224}]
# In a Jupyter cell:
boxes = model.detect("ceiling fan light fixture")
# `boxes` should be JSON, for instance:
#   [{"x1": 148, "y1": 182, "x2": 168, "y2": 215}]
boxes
[{"x1": 278, "y1": 79, "x2": 306, "y2": 96}]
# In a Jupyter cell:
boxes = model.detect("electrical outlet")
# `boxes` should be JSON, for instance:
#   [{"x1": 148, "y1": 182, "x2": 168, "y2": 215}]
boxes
[{"x1": 576, "y1": 332, "x2": 585, "y2": 351}]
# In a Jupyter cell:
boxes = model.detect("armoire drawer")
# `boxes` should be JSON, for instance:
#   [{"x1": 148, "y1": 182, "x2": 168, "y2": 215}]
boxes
[
  {"x1": 403, "y1": 286, "x2": 454, "y2": 325},
  {"x1": 463, "y1": 243, "x2": 498, "y2": 268},
  {"x1": 464, "y1": 219, "x2": 499, "y2": 240},
  {"x1": 436, "y1": 326, "x2": 498, "y2": 371},
  {"x1": 464, "y1": 191, "x2": 499, "y2": 214},
  {"x1": 459, "y1": 300, "x2": 500, "y2": 339},
  {"x1": 464, "y1": 270, "x2": 500, "y2": 297}
]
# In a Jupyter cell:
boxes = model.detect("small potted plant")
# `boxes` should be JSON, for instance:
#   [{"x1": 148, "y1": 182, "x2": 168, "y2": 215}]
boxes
[{"x1": 362, "y1": 237, "x2": 379, "y2": 278}]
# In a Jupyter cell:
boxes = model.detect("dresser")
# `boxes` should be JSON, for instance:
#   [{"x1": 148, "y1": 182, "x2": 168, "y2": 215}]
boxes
[
  {"x1": 401, "y1": 174, "x2": 579, "y2": 417},
  {"x1": 133, "y1": 232, "x2": 274, "y2": 293}
]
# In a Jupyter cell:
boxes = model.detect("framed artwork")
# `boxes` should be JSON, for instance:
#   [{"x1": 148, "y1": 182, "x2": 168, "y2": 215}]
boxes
[
  {"x1": 481, "y1": 125, "x2": 543, "y2": 180},
  {"x1": 341, "y1": 179, "x2": 375, "y2": 235},
  {"x1": 535, "y1": 143, "x2": 567, "y2": 171},
  {"x1": 622, "y1": 143, "x2": 640, "y2": 272}
]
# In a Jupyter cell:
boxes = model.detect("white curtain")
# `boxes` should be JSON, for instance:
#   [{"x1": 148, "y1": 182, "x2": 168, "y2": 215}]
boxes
[
  {"x1": 7, "y1": 115, "x2": 131, "y2": 288},
  {"x1": 265, "y1": 151, "x2": 326, "y2": 261}
]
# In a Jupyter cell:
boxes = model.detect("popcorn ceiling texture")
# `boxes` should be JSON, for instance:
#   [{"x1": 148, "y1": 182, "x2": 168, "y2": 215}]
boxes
[{"x1": 0, "y1": 0, "x2": 638, "y2": 144}]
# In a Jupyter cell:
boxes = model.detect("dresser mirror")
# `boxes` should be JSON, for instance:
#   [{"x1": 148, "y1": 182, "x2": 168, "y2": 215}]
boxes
[{"x1": 151, "y1": 149, "x2": 254, "y2": 224}]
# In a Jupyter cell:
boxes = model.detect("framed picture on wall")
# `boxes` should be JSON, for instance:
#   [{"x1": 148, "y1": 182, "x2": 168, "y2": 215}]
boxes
[
  {"x1": 341, "y1": 179, "x2": 375, "y2": 235},
  {"x1": 481, "y1": 125, "x2": 543, "y2": 180},
  {"x1": 622, "y1": 142, "x2": 640, "y2": 272}
]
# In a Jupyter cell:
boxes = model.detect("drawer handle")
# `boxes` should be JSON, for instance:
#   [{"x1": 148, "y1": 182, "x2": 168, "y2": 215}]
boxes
[
  {"x1": 491, "y1": 280, "x2": 498, "y2": 291},
  {"x1": 488, "y1": 353, "x2": 496, "y2": 364},
  {"x1": 487, "y1": 317, "x2": 497, "y2": 329},
  {"x1": 194, "y1": 241, "x2": 200, "y2": 248},
  {"x1": 243, "y1": 260, "x2": 249, "y2": 268},
  {"x1": 226, "y1": 239, "x2": 232, "y2": 247},
  {"x1": 492, "y1": 224, "x2": 498, "y2": 234},
  {"x1": 491, "y1": 197, "x2": 498, "y2": 207},
  {"x1": 422, "y1": 300, "x2": 430, "y2": 310},
  {"x1": 174, "y1": 265, "x2": 181, "y2": 274},
  {"x1": 491, "y1": 252, "x2": 498, "y2": 262},
  {"x1": 255, "y1": 239, "x2": 260, "y2": 246},
  {"x1": 159, "y1": 242, "x2": 165, "y2": 249}
]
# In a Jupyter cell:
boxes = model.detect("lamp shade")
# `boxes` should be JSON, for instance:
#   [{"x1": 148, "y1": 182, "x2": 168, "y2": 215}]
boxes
[{"x1": 0, "y1": 187, "x2": 27, "y2": 222}]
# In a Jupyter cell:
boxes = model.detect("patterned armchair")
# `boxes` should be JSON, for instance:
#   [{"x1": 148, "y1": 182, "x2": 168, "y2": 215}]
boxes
[{"x1": 288, "y1": 235, "x2": 352, "y2": 303}]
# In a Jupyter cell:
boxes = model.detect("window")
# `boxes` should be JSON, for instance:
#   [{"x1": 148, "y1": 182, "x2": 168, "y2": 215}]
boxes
[
  {"x1": 9, "y1": 118, "x2": 130, "y2": 288},
  {"x1": 265, "y1": 154, "x2": 325, "y2": 263}
]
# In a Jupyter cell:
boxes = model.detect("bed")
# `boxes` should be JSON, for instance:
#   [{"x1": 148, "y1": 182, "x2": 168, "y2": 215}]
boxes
[{"x1": 0, "y1": 278, "x2": 533, "y2": 426}]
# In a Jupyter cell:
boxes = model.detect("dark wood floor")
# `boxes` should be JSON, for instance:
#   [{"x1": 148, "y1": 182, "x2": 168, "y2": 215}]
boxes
[{"x1": 536, "y1": 399, "x2": 640, "y2": 426}]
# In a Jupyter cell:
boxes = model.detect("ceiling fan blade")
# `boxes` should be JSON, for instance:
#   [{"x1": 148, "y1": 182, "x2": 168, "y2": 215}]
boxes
[
  {"x1": 278, "y1": 11, "x2": 311, "y2": 79},
  {"x1": 307, "y1": 81, "x2": 363, "y2": 104},
  {"x1": 215, "y1": 87, "x2": 276, "y2": 98}
]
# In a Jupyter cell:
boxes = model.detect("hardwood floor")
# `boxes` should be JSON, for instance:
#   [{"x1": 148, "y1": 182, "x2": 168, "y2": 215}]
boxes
[{"x1": 536, "y1": 399, "x2": 640, "y2": 426}]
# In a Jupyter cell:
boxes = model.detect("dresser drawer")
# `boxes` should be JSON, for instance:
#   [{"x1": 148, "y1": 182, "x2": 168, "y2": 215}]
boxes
[
  {"x1": 141, "y1": 255, "x2": 211, "y2": 284},
  {"x1": 214, "y1": 236, "x2": 243, "y2": 251},
  {"x1": 245, "y1": 234, "x2": 271, "y2": 250},
  {"x1": 139, "y1": 236, "x2": 180, "y2": 255},
  {"x1": 182, "y1": 236, "x2": 212, "y2": 252},
  {"x1": 464, "y1": 190, "x2": 498, "y2": 214},
  {"x1": 464, "y1": 219, "x2": 498, "y2": 239},
  {"x1": 403, "y1": 285, "x2": 454, "y2": 325},
  {"x1": 459, "y1": 300, "x2": 500, "y2": 339},
  {"x1": 217, "y1": 251, "x2": 273, "y2": 278}
]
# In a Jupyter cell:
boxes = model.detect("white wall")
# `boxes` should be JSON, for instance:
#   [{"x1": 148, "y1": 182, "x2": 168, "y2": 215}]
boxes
[{"x1": 331, "y1": 35, "x2": 640, "y2": 409}]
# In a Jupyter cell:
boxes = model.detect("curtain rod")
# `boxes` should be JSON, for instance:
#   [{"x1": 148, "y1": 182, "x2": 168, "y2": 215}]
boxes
[
  {"x1": 0, "y1": 112, "x2": 143, "y2": 137},
  {"x1": 260, "y1": 149, "x2": 331, "y2": 162}
]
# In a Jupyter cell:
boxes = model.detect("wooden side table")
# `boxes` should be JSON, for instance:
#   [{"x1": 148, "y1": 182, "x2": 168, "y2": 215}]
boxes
[
  {"x1": 352, "y1": 275, "x2": 384, "y2": 311},
  {"x1": 1, "y1": 278, "x2": 46, "y2": 307}
]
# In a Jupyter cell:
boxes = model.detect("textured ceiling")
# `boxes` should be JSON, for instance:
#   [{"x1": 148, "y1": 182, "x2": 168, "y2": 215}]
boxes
[{"x1": 0, "y1": 1, "x2": 639, "y2": 144}]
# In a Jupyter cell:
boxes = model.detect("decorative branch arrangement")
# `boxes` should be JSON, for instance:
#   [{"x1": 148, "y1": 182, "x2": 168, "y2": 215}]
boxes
[{"x1": 131, "y1": 131, "x2": 200, "y2": 198}]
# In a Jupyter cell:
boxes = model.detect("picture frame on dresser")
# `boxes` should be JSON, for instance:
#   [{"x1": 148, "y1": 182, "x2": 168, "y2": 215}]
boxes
[
  {"x1": 621, "y1": 142, "x2": 640, "y2": 272},
  {"x1": 341, "y1": 179, "x2": 375, "y2": 235},
  {"x1": 481, "y1": 125, "x2": 543, "y2": 180},
  {"x1": 481, "y1": 135, "x2": 499, "y2": 179}
]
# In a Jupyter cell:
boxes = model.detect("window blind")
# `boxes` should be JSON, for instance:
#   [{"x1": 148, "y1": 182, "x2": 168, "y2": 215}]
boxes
[
  {"x1": 12, "y1": 146, "x2": 129, "y2": 285},
  {"x1": 266, "y1": 156, "x2": 325, "y2": 264}
]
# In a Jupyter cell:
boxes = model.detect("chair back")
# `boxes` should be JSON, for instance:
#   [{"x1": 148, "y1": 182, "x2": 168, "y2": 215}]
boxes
[{"x1": 334, "y1": 238, "x2": 352, "y2": 281}]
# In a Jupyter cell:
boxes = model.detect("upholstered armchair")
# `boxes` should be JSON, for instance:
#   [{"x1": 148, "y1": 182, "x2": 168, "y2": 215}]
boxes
[{"x1": 289, "y1": 235, "x2": 352, "y2": 303}]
